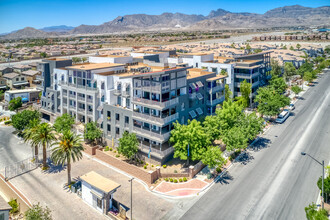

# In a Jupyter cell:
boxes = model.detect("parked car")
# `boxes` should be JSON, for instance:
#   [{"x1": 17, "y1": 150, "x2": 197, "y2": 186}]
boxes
[
  {"x1": 276, "y1": 109, "x2": 290, "y2": 124},
  {"x1": 288, "y1": 104, "x2": 295, "y2": 111}
]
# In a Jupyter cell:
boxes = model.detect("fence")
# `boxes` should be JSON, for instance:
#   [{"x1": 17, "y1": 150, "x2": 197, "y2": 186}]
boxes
[{"x1": 3, "y1": 150, "x2": 51, "y2": 180}]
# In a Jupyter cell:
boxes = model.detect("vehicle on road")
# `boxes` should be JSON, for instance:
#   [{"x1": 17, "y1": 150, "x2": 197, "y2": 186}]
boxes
[
  {"x1": 275, "y1": 109, "x2": 290, "y2": 124},
  {"x1": 288, "y1": 104, "x2": 295, "y2": 111}
]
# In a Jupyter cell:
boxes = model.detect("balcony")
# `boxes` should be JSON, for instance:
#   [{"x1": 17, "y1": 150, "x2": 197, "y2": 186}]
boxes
[
  {"x1": 69, "y1": 105, "x2": 76, "y2": 110},
  {"x1": 69, "y1": 94, "x2": 76, "y2": 99},
  {"x1": 133, "y1": 126, "x2": 170, "y2": 143},
  {"x1": 122, "y1": 91, "x2": 130, "y2": 97},
  {"x1": 132, "y1": 111, "x2": 179, "y2": 125},
  {"x1": 78, "y1": 107, "x2": 85, "y2": 112},
  {"x1": 114, "y1": 90, "x2": 121, "y2": 96},
  {"x1": 138, "y1": 142, "x2": 174, "y2": 157},
  {"x1": 63, "y1": 103, "x2": 67, "y2": 107},
  {"x1": 87, "y1": 98, "x2": 93, "y2": 103},
  {"x1": 62, "y1": 93, "x2": 67, "y2": 97},
  {"x1": 235, "y1": 72, "x2": 259, "y2": 79},
  {"x1": 135, "y1": 83, "x2": 161, "y2": 93},
  {"x1": 206, "y1": 95, "x2": 225, "y2": 106},
  {"x1": 77, "y1": 96, "x2": 85, "y2": 101},
  {"x1": 87, "y1": 111, "x2": 93, "y2": 116},
  {"x1": 115, "y1": 120, "x2": 120, "y2": 126},
  {"x1": 132, "y1": 97, "x2": 178, "y2": 109},
  {"x1": 207, "y1": 84, "x2": 225, "y2": 93}
]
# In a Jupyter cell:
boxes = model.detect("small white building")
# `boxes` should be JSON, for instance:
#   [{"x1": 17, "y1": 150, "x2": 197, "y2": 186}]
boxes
[
  {"x1": 80, "y1": 171, "x2": 121, "y2": 215},
  {"x1": 0, "y1": 196, "x2": 12, "y2": 220}
]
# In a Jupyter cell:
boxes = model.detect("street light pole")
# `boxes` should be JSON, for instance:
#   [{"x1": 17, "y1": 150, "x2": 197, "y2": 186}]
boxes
[
  {"x1": 301, "y1": 152, "x2": 325, "y2": 209},
  {"x1": 128, "y1": 177, "x2": 134, "y2": 220}
]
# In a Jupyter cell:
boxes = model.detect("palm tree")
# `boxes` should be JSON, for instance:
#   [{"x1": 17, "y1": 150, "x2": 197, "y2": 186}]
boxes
[
  {"x1": 51, "y1": 130, "x2": 84, "y2": 185},
  {"x1": 22, "y1": 118, "x2": 40, "y2": 161},
  {"x1": 31, "y1": 123, "x2": 56, "y2": 169}
]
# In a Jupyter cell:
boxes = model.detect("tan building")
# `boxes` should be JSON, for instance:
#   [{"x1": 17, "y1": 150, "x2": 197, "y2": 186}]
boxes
[
  {"x1": 2, "y1": 72, "x2": 29, "y2": 89},
  {"x1": 21, "y1": 70, "x2": 41, "y2": 85}
]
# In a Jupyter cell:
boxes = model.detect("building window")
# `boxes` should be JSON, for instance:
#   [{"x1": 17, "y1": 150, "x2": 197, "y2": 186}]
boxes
[
  {"x1": 97, "y1": 198, "x2": 102, "y2": 209},
  {"x1": 116, "y1": 113, "x2": 120, "y2": 121},
  {"x1": 125, "y1": 116, "x2": 129, "y2": 124},
  {"x1": 107, "y1": 124, "x2": 111, "y2": 131}
]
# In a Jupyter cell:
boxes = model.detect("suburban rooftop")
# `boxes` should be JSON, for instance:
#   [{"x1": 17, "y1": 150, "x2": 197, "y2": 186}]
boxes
[{"x1": 65, "y1": 62, "x2": 125, "y2": 71}]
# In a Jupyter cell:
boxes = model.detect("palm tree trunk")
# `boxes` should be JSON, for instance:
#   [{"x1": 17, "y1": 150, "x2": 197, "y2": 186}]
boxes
[
  {"x1": 67, "y1": 161, "x2": 71, "y2": 185},
  {"x1": 34, "y1": 145, "x2": 38, "y2": 162},
  {"x1": 43, "y1": 143, "x2": 47, "y2": 168}
]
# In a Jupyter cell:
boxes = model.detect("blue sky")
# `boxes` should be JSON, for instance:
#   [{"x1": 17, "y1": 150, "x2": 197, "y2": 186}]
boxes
[{"x1": 0, "y1": 0, "x2": 328, "y2": 33}]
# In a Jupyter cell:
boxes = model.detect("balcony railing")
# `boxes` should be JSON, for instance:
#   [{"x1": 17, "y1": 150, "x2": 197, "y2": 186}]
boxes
[
  {"x1": 87, "y1": 98, "x2": 93, "y2": 103},
  {"x1": 114, "y1": 90, "x2": 121, "y2": 96},
  {"x1": 122, "y1": 91, "x2": 130, "y2": 97},
  {"x1": 69, "y1": 94, "x2": 76, "y2": 99},
  {"x1": 235, "y1": 72, "x2": 260, "y2": 79},
  {"x1": 133, "y1": 126, "x2": 170, "y2": 142},
  {"x1": 87, "y1": 111, "x2": 93, "y2": 115},
  {"x1": 78, "y1": 107, "x2": 85, "y2": 112},
  {"x1": 207, "y1": 84, "x2": 225, "y2": 93},
  {"x1": 206, "y1": 95, "x2": 225, "y2": 106},
  {"x1": 132, "y1": 97, "x2": 178, "y2": 109},
  {"x1": 132, "y1": 111, "x2": 179, "y2": 125},
  {"x1": 77, "y1": 96, "x2": 85, "y2": 101},
  {"x1": 138, "y1": 143, "x2": 174, "y2": 157}
]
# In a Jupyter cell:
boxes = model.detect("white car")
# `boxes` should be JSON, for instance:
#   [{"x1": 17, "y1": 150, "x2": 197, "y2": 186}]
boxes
[{"x1": 288, "y1": 104, "x2": 295, "y2": 111}]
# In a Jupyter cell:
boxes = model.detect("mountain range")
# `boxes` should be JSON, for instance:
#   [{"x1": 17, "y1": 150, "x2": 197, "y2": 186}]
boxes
[{"x1": 2, "y1": 5, "x2": 329, "y2": 39}]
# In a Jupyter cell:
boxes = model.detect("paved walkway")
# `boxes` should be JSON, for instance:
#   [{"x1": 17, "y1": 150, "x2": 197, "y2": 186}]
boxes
[
  {"x1": 154, "y1": 179, "x2": 208, "y2": 196},
  {"x1": 9, "y1": 157, "x2": 175, "y2": 220}
]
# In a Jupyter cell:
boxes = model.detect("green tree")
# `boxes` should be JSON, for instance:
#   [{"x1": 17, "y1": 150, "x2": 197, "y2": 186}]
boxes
[
  {"x1": 256, "y1": 86, "x2": 290, "y2": 117},
  {"x1": 325, "y1": 45, "x2": 330, "y2": 54},
  {"x1": 238, "y1": 80, "x2": 251, "y2": 108},
  {"x1": 201, "y1": 146, "x2": 225, "y2": 169},
  {"x1": 118, "y1": 131, "x2": 139, "y2": 161},
  {"x1": 82, "y1": 57, "x2": 87, "y2": 63},
  {"x1": 30, "y1": 123, "x2": 56, "y2": 169},
  {"x1": 289, "y1": 46, "x2": 295, "y2": 51},
  {"x1": 317, "y1": 176, "x2": 330, "y2": 200},
  {"x1": 297, "y1": 62, "x2": 313, "y2": 77},
  {"x1": 53, "y1": 113, "x2": 75, "y2": 133},
  {"x1": 217, "y1": 100, "x2": 243, "y2": 131},
  {"x1": 51, "y1": 130, "x2": 84, "y2": 185},
  {"x1": 303, "y1": 71, "x2": 314, "y2": 84},
  {"x1": 296, "y1": 44, "x2": 301, "y2": 50},
  {"x1": 170, "y1": 120, "x2": 211, "y2": 164},
  {"x1": 305, "y1": 203, "x2": 328, "y2": 220},
  {"x1": 282, "y1": 45, "x2": 287, "y2": 49},
  {"x1": 270, "y1": 59, "x2": 282, "y2": 77},
  {"x1": 23, "y1": 118, "x2": 41, "y2": 160},
  {"x1": 224, "y1": 84, "x2": 232, "y2": 102},
  {"x1": 231, "y1": 43, "x2": 235, "y2": 48},
  {"x1": 220, "y1": 69, "x2": 227, "y2": 76},
  {"x1": 11, "y1": 110, "x2": 40, "y2": 132},
  {"x1": 221, "y1": 126, "x2": 248, "y2": 151},
  {"x1": 40, "y1": 52, "x2": 47, "y2": 58},
  {"x1": 270, "y1": 75, "x2": 287, "y2": 94},
  {"x1": 25, "y1": 203, "x2": 52, "y2": 220},
  {"x1": 246, "y1": 43, "x2": 251, "y2": 53},
  {"x1": 8, "y1": 97, "x2": 22, "y2": 112},
  {"x1": 84, "y1": 122, "x2": 102, "y2": 145},
  {"x1": 284, "y1": 62, "x2": 296, "y2": 82},
  {"x1": 291, "y1": 85, "x2": 302, "y2": 97},
  {"x1": 239, "y1": 112, "x2": 265, "y2": 141},
  {"x1": 203, "y1": 115, "x2": 220, "y2": 142}
]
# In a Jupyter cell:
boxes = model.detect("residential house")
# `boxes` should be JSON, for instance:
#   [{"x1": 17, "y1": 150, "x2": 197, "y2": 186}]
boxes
[{"x1": 3, "y1": 72, "x2": 29, "y2": 89}]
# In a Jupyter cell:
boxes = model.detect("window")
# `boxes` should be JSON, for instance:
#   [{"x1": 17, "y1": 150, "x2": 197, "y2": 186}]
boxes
[
  {"x1": 97, "y1": 198, "x2": 102, "y2": 209},
  {"x1": 125, "y1": 116, "x2": 129, "y2": 124},
  {"x1": 0, "y1": 213, "x2": 4, "y2": 220},
  {"x1": 16, "y1": 78, "x2": 19, "y2": 81},
  {"x1": 107, "y1": 124, "x2": 111, "y2": 131},
  {"x1": 116, "y1": 113, "x2": 120, "y2": 121}
]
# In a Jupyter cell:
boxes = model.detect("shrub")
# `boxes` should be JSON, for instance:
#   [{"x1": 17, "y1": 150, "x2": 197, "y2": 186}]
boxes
[
  {"x1": 42, "y1": 166, "x2": 49, "y2": 171},
  {"x1": 116, "y1": 154, "x2": 120, "y2": 158},
  {"x1": 5, "y1": 120, "x2": 12, "y2": 125},
  {"x1": 114, "y1": 150, "x2": 117, "y2": 153},
  {"x1": 207, "y1": 173, "x2": 213, "y2": 179},
  {"x1": 174, "y1": 170, "x2": 178, "y2": 173},
  {"x1": 140, "y1": 160, "x2": 144, "y2": 164},
  {"x1": 104, "y1": 146, "x2": 109, "y2": 151},
  {"x1": 163, "y1": 165, "x2": 167, "y2": 168},
  {"x1": 8, "y1": 199, "x2": 19, "y2": 214},
  {"x1": 170, "y1": 178, "x2": 173, "y2": 182},
  {"x1": 183, "y1": 177, "x2": 187, "y2": 182},
  {"x1": 146, "y1": 163, "x2": 149, "y2": 166},
  {"x1": 144, "y1": 165, "x2": 147, "y2": 169},
  {"x1": 164, "y1": 178, "x2": 169, "y2": 182},
  {"x1": 179, "y1": 178, "x2": 183, "y2": 182},
  {"x1": 174, "y1": 179, "x2": 178, "y2": 183},
  {"x1": 216, "y1": 167, "x2": 222, "y2": 173},
  {"x1": 109, "y1": 147, "x2": 113, "y2": 151},
  {"x1": 151, "y1": 165, "x2": 154, "y2": 167}
]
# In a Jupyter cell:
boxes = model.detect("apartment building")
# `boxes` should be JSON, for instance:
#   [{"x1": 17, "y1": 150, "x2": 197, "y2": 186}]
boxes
[
  {"x1": 232, "y1": 52, "x2": 271, "y2": 101},
  {"x1": 38, "y1": 58, "x2": 72, "y2": 121},
  {"x1": 103, "y1": 61, "x2": 226, "y2": 164}
]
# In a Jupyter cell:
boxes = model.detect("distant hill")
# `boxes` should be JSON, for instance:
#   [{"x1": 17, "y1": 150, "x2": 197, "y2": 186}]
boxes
[
  {"x1": 2, "y1": 27, "x2": 59, "y2": 39},
  {"x1": 39, "y1": 25, "x2": 75, "y2": 32},
  {"x1": 2, "y1": 5, "x2": 330, "y2": 39}
]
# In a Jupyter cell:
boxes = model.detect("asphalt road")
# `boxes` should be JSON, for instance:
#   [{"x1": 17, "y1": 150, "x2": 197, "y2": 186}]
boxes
[
  {"x1": 181, "y1": 70, "x2": 330, "y2": 220},
  {"x1": 0, "y1": 126, "x2": 34, "y2": 172}
]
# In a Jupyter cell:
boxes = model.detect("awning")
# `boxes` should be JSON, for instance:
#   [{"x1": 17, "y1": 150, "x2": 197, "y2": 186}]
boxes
[
  {"x1": 196, "y1": 107, "x2": 203, "y2": 115},
  {"x1": 97, "y1": 105, "x2": 103, "y2": 111},
  {"x1": 196, "y1": 81, "x2": 204, "y2": 87},
  {"x1": 189, "y1": 110, "x2": 197, "y2": 118},
  {"x1": 196, "y1": 93, "x2": 203, "y2": 100},
  {"x1": 13, "y1": 81, "x2": 29, "y2": 86},
  {"x1": 0, "y1": 85, "x2": 6, "y2": 89},
  {"x1": 189, "y1": 83, "x2": 197, "y2": 90}
]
